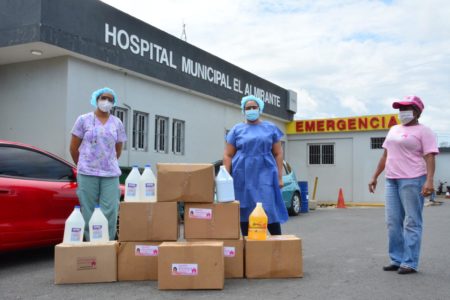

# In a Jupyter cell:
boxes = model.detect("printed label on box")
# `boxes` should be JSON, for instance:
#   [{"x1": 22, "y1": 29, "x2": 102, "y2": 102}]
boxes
[
  {"x1": 224, "y1": 246, "x2": 236, "y2": 257},
  {"x1": 70, "y1": 227, "x2": 82, "y2": 242},
  {"x1": 77, "y1": 257, "x2": 97, "y2": 270},
  {"x1": 92, "y1": 225, "x2": 103, "y2": 239},
  {"x1": 171, "y1": 264, "x2": 198, "y2": 276},
  {"x1": 188, "y1": 208, "x2": 212, "y2": 220},
  {"x1": 135, "y1": 245, "x2": 159, "y2": 256}
]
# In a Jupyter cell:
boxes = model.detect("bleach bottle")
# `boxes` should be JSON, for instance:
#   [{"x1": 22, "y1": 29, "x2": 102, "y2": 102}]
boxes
[
  {"x1": 63, "y1": 205, "x2": 85, "y2": 243},
  {"x1": 215, "y1": 166, "x2": 235, "y2": 202},
  {"x1": 248, "y1": 202, "x2": 268, "y2": 240},
  {"x1": 88, "y1": 205, "x2": 109, "y2": 242},
  {"x1": 125, "y1": 165, "x2": 141, "y2": 202},
  {"x1": 139, "y1": 164, "x2": 157, "y2": 202}
]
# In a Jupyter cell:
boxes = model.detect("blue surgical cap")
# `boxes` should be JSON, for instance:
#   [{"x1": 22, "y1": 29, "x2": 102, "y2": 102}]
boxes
[
  {"x1": 241, "y1": 95, "x2": 264, "y2": 113},
  {"x1": 90, "y1": 87, "x2": 118, "y2": 107}
]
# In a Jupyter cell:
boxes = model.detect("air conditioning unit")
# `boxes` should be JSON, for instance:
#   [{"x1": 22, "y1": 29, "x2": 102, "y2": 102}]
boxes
[{"x1": 287, "y1": 90, "x2": 297, "y2": 113}]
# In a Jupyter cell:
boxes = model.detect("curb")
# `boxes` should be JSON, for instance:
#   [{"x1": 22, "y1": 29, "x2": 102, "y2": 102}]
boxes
[{"x1": 318, "y1": 202, "x2": 385, "y2": 207}]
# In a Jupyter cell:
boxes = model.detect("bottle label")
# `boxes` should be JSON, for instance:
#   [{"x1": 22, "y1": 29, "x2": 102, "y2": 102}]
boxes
[
  {"x1": 249, "y1": 221, "x2": 267, "y2": 229},
  {"x1": 92, "y1": 225, "x2": 103, "y2": 239},
  {"x1": 135, "y1": 245, "x2": 159, "y2": 256},
  {"x1": 145, "y1": 182, "x2": 155, "y2": 197},
  {"x1": 188, "y1": 208, "x2": 212, "y2": 220},
  {"x1": 127, "y1": 183, "x2": 137, "y2": 197},
  {"x1": 171, "y1": 264, "x2": 198, "y2": 276},
  {"x1": 70, "y1": 227, "x2": 82, "y2": 242},
  {"x1": 224, "y1": 246, "x2": 236, "y2": 257}
]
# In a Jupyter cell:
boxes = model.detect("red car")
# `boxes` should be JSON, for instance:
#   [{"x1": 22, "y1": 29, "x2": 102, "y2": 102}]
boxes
[{"x1": 0, "y1": 140, "x2": 124, "y2": 252}]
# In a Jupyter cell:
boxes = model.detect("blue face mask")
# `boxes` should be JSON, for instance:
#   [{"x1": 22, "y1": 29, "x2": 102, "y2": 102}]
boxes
[{"x1": 245, "y1": 109, "x2": 260, "y2": 121}]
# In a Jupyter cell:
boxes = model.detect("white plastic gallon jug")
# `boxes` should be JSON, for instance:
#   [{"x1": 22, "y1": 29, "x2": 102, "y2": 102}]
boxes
[
  {"x1": 215, "y1": 165, "x2": 235, "y2": 202},
  {"x1": 139, "y1": 164, "x2": 157, "y2": 202},
  {"x1": 63, "y1": 205, "x2": 85, "y2": 243},
  {"x1": 88, "y1": 205, "x2": 109, "y2": 242},
  {"x1": 125, "y1": 165, "x2": 141, "y2": 202}
]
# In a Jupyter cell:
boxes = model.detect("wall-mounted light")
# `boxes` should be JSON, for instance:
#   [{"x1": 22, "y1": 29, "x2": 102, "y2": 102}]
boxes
[{"x1": 30, "y1": 50, "x2": 43, "y2": 56}]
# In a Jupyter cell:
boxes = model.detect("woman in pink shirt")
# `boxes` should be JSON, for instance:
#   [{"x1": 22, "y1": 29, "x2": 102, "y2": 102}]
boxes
[{"x1": 369, "y1": 95, "x2": 438, "y2": 274}]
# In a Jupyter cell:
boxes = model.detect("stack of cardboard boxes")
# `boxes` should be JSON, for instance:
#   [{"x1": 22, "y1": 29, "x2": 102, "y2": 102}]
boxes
[{"x1": 54, "y1": 163, "x2": 303, "y2": 288}]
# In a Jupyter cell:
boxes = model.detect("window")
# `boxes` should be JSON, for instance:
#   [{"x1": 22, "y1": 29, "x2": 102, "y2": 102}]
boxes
[
  {"x1": 113, "y1": 107, "x2": 128, "y2": 149},
  {"x1": 155, "y1": 115, "x2": 169, "y2": 153},
  {"x1": 132, "y1": 111, "x2": 148, "y2": 151},
  {"x1": 0, "y1": 146, "x2": 73, "y2": 180},
  {"x1": 371, "y1": 137, "x2": 385, "y2": 149},
  {"x1": 282, "y1": 161, "x2": 292, "y2": 176},
  {"x1": 172, "y1": 119, "x2": 185, "y2": 155},
  {"x1": 309, "y1": 144, "x2": 334, "y2": 165}
]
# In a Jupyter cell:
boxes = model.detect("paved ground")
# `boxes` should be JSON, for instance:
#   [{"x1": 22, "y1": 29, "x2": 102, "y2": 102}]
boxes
[{"x1": 1, "y1": 200, "x2": 450, "y2": 300}]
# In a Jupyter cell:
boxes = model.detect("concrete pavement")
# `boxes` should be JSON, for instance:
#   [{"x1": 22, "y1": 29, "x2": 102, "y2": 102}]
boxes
[{"x1": 1, "y1": 201, "x2": 450, "y2": 300}]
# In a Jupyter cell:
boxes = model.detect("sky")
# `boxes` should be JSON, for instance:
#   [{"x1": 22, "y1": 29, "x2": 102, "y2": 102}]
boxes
[{"x1": 101, "y1": 0, "x2": 450, "y2": 145}]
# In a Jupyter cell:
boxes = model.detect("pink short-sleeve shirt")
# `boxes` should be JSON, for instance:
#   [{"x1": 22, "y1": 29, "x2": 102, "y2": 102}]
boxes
[
  {"x1": 71, "y1": 112, "x2": 127, "y2": 177},
  {"x1": 383, "y1": 124, "x2": 439, "y2": 179}
]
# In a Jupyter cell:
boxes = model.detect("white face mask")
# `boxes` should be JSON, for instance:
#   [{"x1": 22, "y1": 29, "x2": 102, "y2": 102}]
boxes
[
  {"x1": 98, "y1": 100, "x2": 113, "y2": 112},
  {"x1": 398, "y1": 110, "x2": 415, "y2": 125}
]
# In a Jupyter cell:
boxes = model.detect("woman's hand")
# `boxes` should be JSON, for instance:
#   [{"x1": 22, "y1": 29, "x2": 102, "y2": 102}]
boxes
[
  {"x1": 422, "y1": 180, "x2": 434, "y2": 197},
  {"x1": 278, "y1": 177, "x2": 284, "y2": 188},
  {"x1": 368, "y1": 178, "x2": 377, "y2": 193}
]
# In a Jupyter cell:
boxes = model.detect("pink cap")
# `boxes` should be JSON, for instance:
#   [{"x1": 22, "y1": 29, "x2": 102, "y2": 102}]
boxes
[{"x1": 392, "y1": 95, "x2": 424, "y2": 112}]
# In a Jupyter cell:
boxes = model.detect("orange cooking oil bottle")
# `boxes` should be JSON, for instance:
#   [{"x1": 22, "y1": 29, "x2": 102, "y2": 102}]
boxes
[{"x1": 248, "y1": 202, "x2": 268, "y2": 240}]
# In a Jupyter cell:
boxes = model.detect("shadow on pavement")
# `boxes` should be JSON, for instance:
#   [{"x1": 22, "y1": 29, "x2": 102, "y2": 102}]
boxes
[{"x1": 0, "y1": 246, "x2": 54, "y2": 269}]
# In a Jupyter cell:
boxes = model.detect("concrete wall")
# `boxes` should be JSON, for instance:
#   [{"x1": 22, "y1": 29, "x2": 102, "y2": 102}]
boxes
[
  {"x1": 435, "y1": 151, "x2": 450, "y2": 188},
  {"x1": 0, "y1": 55, "x2": 288, "y2": 170},
  {"x1": 287, "y1": 130, "x2": 389, "y2": 203},
  {"x1": 0, "y1": 57, "x2": 68, "y2": 156}
]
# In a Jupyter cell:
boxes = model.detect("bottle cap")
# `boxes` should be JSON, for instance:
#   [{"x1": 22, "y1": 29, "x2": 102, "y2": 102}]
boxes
[
  {"x1": 133, "y1": 165, "x2": 139, "y2": 168},
  {"x1": 75, "y1": 205, "x2": 80, "y2": 209},
  {"x1": 95, "y1": 204, "x2": 100, "y2": 208},
  {"x1": 145, "y1": 164, "x2": 151, "y2": 167}
]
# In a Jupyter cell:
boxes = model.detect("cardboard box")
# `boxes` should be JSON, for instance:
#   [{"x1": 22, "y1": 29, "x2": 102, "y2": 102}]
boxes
[
  {"x1": 118, "y1": 242, "x2": 161, "y2": 281},
  {"x1": 184, "y1": 202, "x2": 240, "y2": 239},
  {"x1": 118, "y1": 202, "x2": 178, "y2": 242},
  {"x1": 54, "y1": 241, "x2": 117, "y2": 284},
  {"x1": 187, "y1": 238, "x2": 244, "y2": 278},
  {"x1": 245, "y1": 235, "x2": 303, "y2": 278},
  {"x1": 157, "y1": 163, "x2": 214, "y2": 203},
  {"x1": 158, "y1": 241, "x2": 224, "y2": 290}
]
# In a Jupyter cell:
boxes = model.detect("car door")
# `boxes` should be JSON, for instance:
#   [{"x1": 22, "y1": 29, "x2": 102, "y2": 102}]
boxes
[
  {"x1": 0, "y1": 144, "x2": 78, "y2": 251},
  {"x1": 281, "y1": 162, "x2": 299, "y2": 206}
]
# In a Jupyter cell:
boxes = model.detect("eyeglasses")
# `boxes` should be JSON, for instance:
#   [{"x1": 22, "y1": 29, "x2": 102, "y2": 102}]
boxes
[
  {"x1": 100, "y1": 96, "x2": 114, "y2": 102},
  {"x1": 244, "y1": 105, "x2": 259, "y2": 110}
]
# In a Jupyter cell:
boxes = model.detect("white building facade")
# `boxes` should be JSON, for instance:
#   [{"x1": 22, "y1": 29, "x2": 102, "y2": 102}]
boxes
[{"x1": 0, "y1": 0, "x2": 297, "y2": 167}]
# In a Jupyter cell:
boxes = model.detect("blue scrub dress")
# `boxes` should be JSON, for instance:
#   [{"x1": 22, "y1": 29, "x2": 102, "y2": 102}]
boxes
[{"x1": 226, "y1": 121, "x2": 289, "y2": 224}]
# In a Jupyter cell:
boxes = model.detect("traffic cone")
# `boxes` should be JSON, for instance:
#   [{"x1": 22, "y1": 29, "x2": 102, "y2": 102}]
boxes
[{"x1": 337, "y1": 188, "x2": 346, "y2": 208}]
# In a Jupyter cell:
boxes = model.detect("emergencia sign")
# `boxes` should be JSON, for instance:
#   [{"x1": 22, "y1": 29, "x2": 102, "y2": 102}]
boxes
[{"x1": 286, "y1": 114, "x2": 399, "y2": 134}]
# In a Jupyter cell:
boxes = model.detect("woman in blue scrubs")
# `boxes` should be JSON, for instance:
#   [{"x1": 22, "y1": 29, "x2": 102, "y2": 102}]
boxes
[{"x1": 223, "y1": 95, "x2": 289, "y2": 235}]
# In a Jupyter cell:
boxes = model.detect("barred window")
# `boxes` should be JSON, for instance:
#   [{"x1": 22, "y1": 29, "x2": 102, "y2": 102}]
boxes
[
  {"x1": 309, "y1": 144, "x2": 334, "y2": 165},
  {"x1": 155, "y1": 115, "x2": 169, "y2": 153},
  {"x1": 113, "y1": 107, "x2": 128, "y2": 150},
  {"x1": 371, "y1": 137, "x2": 385, "y2": 149},
  {"x1": 132, "y1": 111, "x2": 148, "y2": 151},
  {"x1": 172, "y1": 119, "x2": 185, "y2": 155}
]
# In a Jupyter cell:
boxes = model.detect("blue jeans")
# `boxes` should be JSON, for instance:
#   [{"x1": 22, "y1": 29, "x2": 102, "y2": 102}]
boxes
[
  {"x1": 385, "y1": 175, "x2": 426, "y2": 270},
  {"x1": 76, "y1": 174, "x2": 120, "y2": 241}
]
